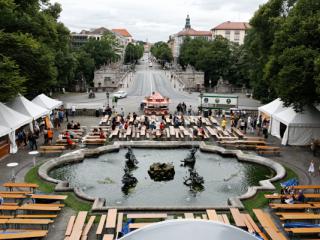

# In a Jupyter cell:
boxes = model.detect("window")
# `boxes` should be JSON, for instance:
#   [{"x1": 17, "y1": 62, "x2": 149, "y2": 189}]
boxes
[
  {"x1": 225, "y1": 30, "x2": 230, "y2": 40},
  {"x1": 234, "y1": 30, "x2": 240, "y2": 41}
]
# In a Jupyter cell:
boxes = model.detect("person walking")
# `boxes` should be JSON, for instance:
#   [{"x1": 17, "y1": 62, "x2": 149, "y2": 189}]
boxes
[{"x1": 308, "y1": 160, "x2": 315, "y2": 176}]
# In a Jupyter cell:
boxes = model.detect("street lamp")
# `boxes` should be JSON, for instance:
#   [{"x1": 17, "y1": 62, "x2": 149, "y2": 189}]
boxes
[
  {"x1": 7, "y1": 162, "x2": 18, "y2": 182},
  {"x1": 199, "y1": 92, "x2": 204, "y2": 113},
  {"x1": 106, "y1": 92, "x2": 110, "y2": 106}
]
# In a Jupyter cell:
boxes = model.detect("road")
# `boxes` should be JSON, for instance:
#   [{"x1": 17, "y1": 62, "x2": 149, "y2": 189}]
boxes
[{"x1": 58, "y1": 55, "x2": 261, "y2": 114}]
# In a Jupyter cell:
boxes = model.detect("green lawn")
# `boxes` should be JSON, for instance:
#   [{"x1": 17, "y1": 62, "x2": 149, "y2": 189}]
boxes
[
  {"x1": 25, "y1": 165, "x2": 92, "y2": 211},
  {"x1": 243, "y1": 165, "x2": 298, "y2": 218}
]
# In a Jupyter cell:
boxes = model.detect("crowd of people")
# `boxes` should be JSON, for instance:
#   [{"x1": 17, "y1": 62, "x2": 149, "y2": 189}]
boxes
[{"x1": 280, "y1": 186, "x2": 305, "y2": 204}]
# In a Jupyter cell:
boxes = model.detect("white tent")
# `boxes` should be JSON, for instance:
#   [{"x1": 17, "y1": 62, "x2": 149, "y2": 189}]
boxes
[
  {"x1": 272, "y1": 105, "x2": 320, "y2": 145},
  {"x1": 32, "y1": 93, "x2": 62, "y2": 110},
  {"x1": 120, "y1": 220, "x2": 258, "y2": 240},
  {"x1": 0, "y1": 103, "x2": 32, "y2": 153},
  {"x1": 258, "y1": 98, "x2": 286, "y2": 134},
  {"x1": 258, "y1": 98, "x2": 286, "y2": 116},
  {"x1": 7, "y1": 94, "x2": 50, "y2": 120},
  {"x1": 0, "y1": 125, "x2": 11, "y2": 138}
]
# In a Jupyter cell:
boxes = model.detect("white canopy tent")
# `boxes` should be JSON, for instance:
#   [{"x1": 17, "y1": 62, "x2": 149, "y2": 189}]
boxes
[
  {"x1": 120, "y1": 220, "x2": 258, "y2": 240},
  {"x1": 258, "y1": 98, "x2": 286, "y2": 133},
  {"x1": 0, "y1": 103, "x2": 32, "y2": 153},
  {"x1": 7, "y1": 94, "x2": 50, "y2": 129},
  {"x1": 272, "y1": 105, "x2": 320, "y2": 145},
  {"x1": 0, "y1": 125, "x2": 11, "y2": 138},
  {"x1": 32, "y1": 93, "x2": 62, "y2": 110}
]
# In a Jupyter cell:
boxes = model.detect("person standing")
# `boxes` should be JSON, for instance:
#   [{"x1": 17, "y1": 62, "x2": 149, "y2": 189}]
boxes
[
  {"x1": 65, "y1": 109, "x2": 69, "y2": 122},
  {"x1": 221, "y1": 118, "x2": 227, "y2": 131},
  {"x1": 308, "y1": 160, "x2": 315, "y2": 176},
  {"x1": 71, "y1": 105, "x2": 76, "y2": 117}
]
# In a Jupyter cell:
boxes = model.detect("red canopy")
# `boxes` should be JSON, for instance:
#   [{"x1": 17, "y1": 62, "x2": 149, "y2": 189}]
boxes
[{"x1": 143, "y1": 92, "x2": 170, "y2": 104}]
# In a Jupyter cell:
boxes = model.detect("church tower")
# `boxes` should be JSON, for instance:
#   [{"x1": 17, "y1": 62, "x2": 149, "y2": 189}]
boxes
[{"x1": 185, "y1": 14, "x2": 191, "y2": 29}]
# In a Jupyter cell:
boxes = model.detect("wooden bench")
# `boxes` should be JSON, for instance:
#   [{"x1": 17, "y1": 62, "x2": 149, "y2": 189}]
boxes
[
  {"x1": 256, "y1": 146, "x2": 280, "y2": 155},
  {"x1": 0, "y1": 215, "x2": 14, "y2": 219},
  {"x1": 126, "y1": 213, "x2": 168, "y2": 219},
  {"x1": 184, "y1": 213, "x2": 194, "y2": 219},
  {"x1": 253, "y1": 209, "x2": 287, "y2": 240},
  {"x1": 242, "y1": 214, "x2": 268, "y2": 240},
  {"x1": 3, "y1": 183, "x2": 38, "y2": 192},
  {"x1": 31, "y1": 194, "x2": 67, "y2": 201},
  {"x1": 81, "y1": 216, "x2": 96, "y2": 240},
  {"x1": 69, "y1": 211, "x2": 87, "y2": 240},
  {"x1": 230, "y1": 208, "x2": 246, "y2": 228},
  {"x1": 7, "y1": 218, "x2": 54, "y2": 227},
  {"x1": 285, "y1": 227, "x2": 320, "y2": 234},
  {"x1": 16, "y1": 214, "x2": 58, "y2": 219},
  {"x1": 105, "y1": 209, "x2": 117, "y2": 234},
  {"x1": 206, "y1": 209, "x2": 218, "y2": 221},
  {"x1": 18, "y1": 204, "x2": 61, "y2": 211},
  {"x1": 231, "y1": 127, "x2": 244, "y2": 139},
  {"x1": 269, "y1": 203, "x2": 314, "y2": 209},
  {"x1": 102, "y1": 234, "x2": 114, "y2": 240},
  {"x1": 0, "y1": 230, "x2": 48, "y2": 239},
  {"x1": 116, "y1": 213, "x2": 123, "y2": 239},
  {"x1": 96, "y1": 214, "x2": 107, "y2": 239},
  {"x1": 129, "y1": 222, "x2": 153, "y2": 229},
  {"x1": 65, "y1": 216, "x2": 76, "y2": 238}
]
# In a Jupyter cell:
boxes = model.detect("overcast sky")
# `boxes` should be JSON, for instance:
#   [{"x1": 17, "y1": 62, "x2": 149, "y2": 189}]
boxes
[{"x1": 51, "y1": 0, "x2": 268, "y2": 42}]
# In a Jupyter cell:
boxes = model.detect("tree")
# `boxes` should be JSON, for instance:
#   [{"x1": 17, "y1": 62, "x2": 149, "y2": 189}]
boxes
[
  {"x1": 151, "y1": 42, "x2": 173, "y2": 66},
  {"x1": 124, "y1": 43, "x2": 144, "y2": 64},
  {"x1": 0, "y1": 55, "x2": 26, "y2": 102}
]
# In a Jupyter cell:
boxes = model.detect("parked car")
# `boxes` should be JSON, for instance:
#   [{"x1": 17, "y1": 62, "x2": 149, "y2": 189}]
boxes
[{"x1": 113, "y1": 90, "x2": 127, "y2": 99}]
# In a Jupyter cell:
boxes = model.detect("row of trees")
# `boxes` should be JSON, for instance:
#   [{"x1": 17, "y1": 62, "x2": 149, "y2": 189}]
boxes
[
  {"x1": 0, "y1": 0, "x2": 120, "y2": 102},
  {"x1": 245, "y1": 0, "x2": 320, "y2": 111},
  {"x1": 178, "y1": 0, "x2": 320, "y2": 110},
  {"x1": 179, "y1": 36, "x2": 250, "y2": 88},
  {"x1": 124, "y1": 43, "x2": 144, "y2": 64},
  {"x1": 150, "y1": 42, "x2": 173, "y2": 66}
]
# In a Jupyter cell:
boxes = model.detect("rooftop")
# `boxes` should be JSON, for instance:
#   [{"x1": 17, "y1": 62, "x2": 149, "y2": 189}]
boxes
[
  {"x1": 112, "y1": 28, "x2": 132, "y2": 38},
  {"x1": 177, "y1": 28, "x2": 211, "y2": 37},
  {"x1": 211, "y1": 21, "x2": 251, "y2": 31}
]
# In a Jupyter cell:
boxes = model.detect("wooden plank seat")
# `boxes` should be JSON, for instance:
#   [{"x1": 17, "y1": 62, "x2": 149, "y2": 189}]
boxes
[
  {"x1": 256, "y1": 146, "x2": 280, "y2": 155},
  {"x1": 0, "y1": 230, "x2": 48, "y2": 239},
  {"x1": 81, "y1": 215, "x2": 96, "y2": 240},
  {"x1": 16, "y1": 214, "x2": 58, "y2": 219},
  {"x1": 285, "y1": 227, "x2": 320, "y2": 234},
  {"x1": 30, "y1": 194, "x2": 67, "y2": 201},
  {"x1": 96, "y1": 214, "x2": 106, "y2": 238},
  {"x1": 206, "y1": 209, "x2": 218, "y2": 221},
  {"x1": 0, "y1": 206, "x2": 19, "y2": 211},
  {"x1": 126, "y1": 213, "x2": 168, "y2": 219},
  {"x1": 231, "y1": 127, "x2": 244, "y2": 139},
  {"x1": 230, "y1": 208, "x2": 246, "y2": 228},
  {"x1": 65, "y1": 216, "x2": 76, "y2": 238},
  {"x1": 278, "y1": 213, "x2": 320, "y2": 221},
  {"x1": 1, "y1": 203, "x2": 18, "y2": 206},
  {"x1": 83, "y1": 139, "x2": 106, "y2": 145},
  {"x1": 3, "y1": 183, "x2": 38, "y2": 190},
  {"x1": 242, "y1": 214, "x2": 268, "y2": 240},
  {"x1": 18, "y1": 204, "x2": 61, "y2": 211},
  {"x1": 102, "y1": 234, "x2": 114, "y2": 240},
  {"x1": 269, "y1": 203, "x2": 314, "y2": 209},
  {"x1": 253, "y1": 209, "x2": 287, "y2": 240},
  {"x1": 6, "y1": 218, "x2": 54, "y2": 226},
  {"x1": 0, "y1": 216, "x2": 14, "y2": 219},
  {"x1": 266, "y1": 193, "x2": 320, "y2": 200},
  {"x1": 105, "y1": 209, "x2": 117, "y2": 234},
  {"x1": 116, "y1": 213, "x2": 123, "y2": 239},
  {"x1": 0, "y1": 194, "x2": 26, "y2": 199},
  {"x1": 69, "y1": 211, "x2": 87, "y2": 240},
  {"x1": 0, "y1": 191, "x2": 31, "y2": 195},
  {"x1": 184, "y1": 213, "x2": 194, "y2": 219},
  {"x1": 40, "y1": 145, "x2": 66, "y2": 150},
  {"x1": 129, "y1": 222, "x2": 153, "y2": 229}
]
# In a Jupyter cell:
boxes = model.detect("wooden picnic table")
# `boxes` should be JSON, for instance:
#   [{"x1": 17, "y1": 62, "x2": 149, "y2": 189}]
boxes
[
  {"x1": 18, "y1": 204, "x2": 61, "y2": 211},
  {"x1": 0, "y1": 206, "x2": 19, "y2": 211},
  {"x1": 0, "y1": 220, "x2": 8, "y2": 224},
  {"x1": 126, "y1": 213, "x2": 167, "y2": 219},
  {"x1": 69, "y1": 211, "x2": 87, "y2": 240},
  {"x1": 3, "y1": 183, "x2": 38, "y2": 190},
  {"x1": 105, "y1": 208, "x2": 117, "y2": 229},
  {"x1": 285, "y1": 227, "x2": 320, "y2": 234},
  {"x1": 0, "y1": 230, "x2": 48, "y2": 239},
  {"x1": 265, "y1": 193, "x2": 320, "y2": 199},
  {"x1": 129, "y1": 222, "x2": 153, "y2": 229},
  {"x1": 40, "y1": 145, "x2": 66, "y2": 150},
  {"x1": 0, "y1": 191, "x2": 31, "y2": 195},
  {"x1": 230, "y1": 208, "x2": 246, "y2": 228},
  {"x1": 279, "y1": 213, "x2": 320, "y2": 220},
  {"x1": 270, "y1": 203, "x2": 314, "y2": 209},
  {"x1": 7, "y1": 218, "x2": 53, "y2": 225},
  {"x1": 206, "y1": 209, "x2": 218, "y2": 221},
  {"x1": 0, "y1": 194, "x2": 26, "y2": 199},
  {"x1": 30, "y1": 194, "x2": 67, "y2": 200}
]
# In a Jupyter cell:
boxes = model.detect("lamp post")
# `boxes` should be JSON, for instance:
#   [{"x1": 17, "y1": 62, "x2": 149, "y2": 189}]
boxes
[
  {"x1": 199, "y1": 92, "x2": 204, "y2": 113},
  {"x1": 6, "y1": 162, "x2": 18, "y2": 182},
  {"x1": 106, "y1": 92, "x2": 110, "y2": 106}
]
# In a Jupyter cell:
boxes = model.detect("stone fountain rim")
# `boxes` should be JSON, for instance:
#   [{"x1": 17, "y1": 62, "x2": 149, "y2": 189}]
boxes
[{"x1": 38, "y1": 141, "x2": 286, "y2": 211}]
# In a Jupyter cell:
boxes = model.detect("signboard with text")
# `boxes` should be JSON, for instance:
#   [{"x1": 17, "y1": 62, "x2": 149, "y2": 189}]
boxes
[{"x1": 199, "y1": 94, "x2": 238, "y2": 109}]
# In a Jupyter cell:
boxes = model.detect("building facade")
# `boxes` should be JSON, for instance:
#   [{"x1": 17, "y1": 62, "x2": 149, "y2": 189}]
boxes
[
  {"x1": 211, "y1": 21, "x2": 251, "y2": 45},
  {"x1": 169, "y1": 15, "x2": 212, "y2": 63},
  {"x1": 70, "y1": 27, "x2": 133, "y2": 48}
]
